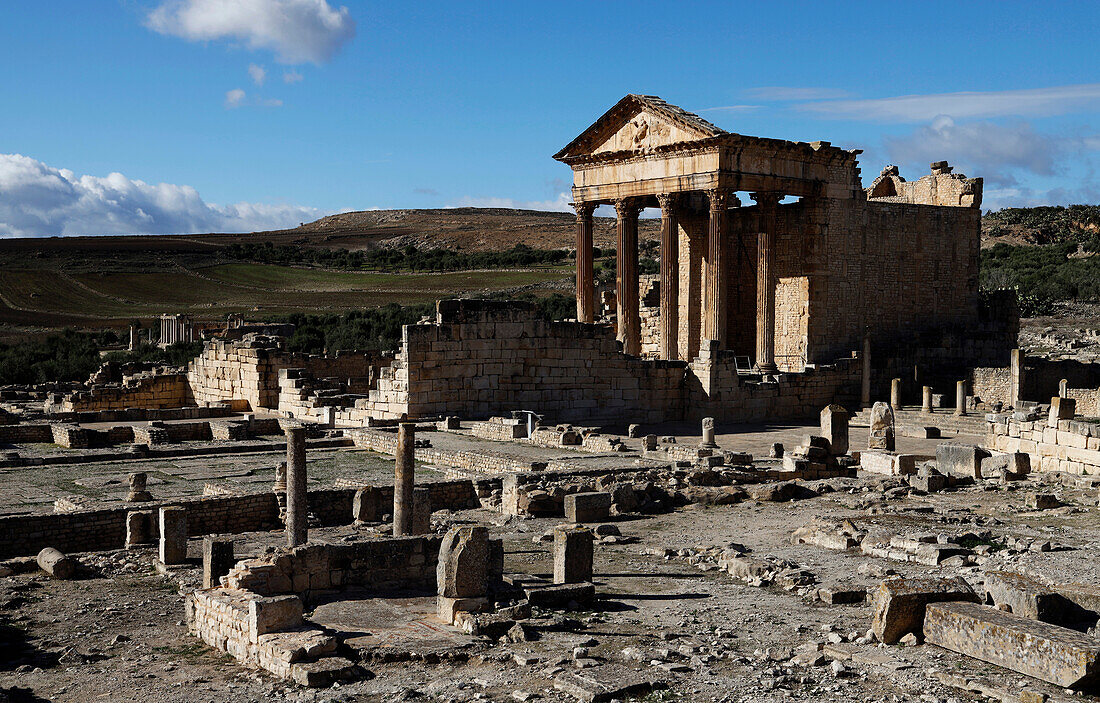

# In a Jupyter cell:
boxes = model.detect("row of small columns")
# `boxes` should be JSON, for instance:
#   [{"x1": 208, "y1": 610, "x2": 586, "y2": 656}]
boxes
[{"x1": 574, "y1": 190, "x2": 781, "y2": 370}]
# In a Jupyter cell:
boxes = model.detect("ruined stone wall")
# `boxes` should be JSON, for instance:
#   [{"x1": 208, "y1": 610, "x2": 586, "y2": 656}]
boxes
[
  {"x1": 638, "y1": 275, "x2": 661, "y2": 358},
  {"x1": 349, "y1": 428, "x2": 544, "y2": 473},
  {"x1": 970, "y1": 366, "x2": 1014, "y2": 407},
  {"x1": 811, "y1": 198, "x2": 982, "y2": 363},
  {"x1": 188, "y1": 336, "x2": 382, "y2": 412},
  {"x1": 56, "y1": 372, "x2": 192, "y2": 412},
  {"x1": 364, "y1": 300, "x2": 686, "y2": 424},
  {"x1": 0, "y1": 423, "x2": 52, "y2": 444},
  {"x1": 988, "y1": 416, "x2": 1100, "y2": 474},
  {"x1": 1020, "y1": 357, "x2": 1100, "y2": 410}
]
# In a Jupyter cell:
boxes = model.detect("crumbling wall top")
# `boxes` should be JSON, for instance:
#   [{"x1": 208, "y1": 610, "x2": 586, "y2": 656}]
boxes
[{"x1": 866, "y1": 162, "x2": 982, "y2": 208}]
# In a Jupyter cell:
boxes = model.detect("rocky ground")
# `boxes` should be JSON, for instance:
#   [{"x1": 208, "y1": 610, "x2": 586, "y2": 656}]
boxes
[
  {"x1": 1020, "y1": 302, "x2": 1100, "y2": 362},
  {"x1": 2, "y1": 457, "x2": 1098, "y2": 703}
]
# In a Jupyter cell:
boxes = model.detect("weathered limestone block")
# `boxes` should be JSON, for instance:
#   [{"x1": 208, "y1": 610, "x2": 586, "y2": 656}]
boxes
[
  {"x1": 125, "y1": 509, "x2": 155, "y2": 548},
  {"x1": 820, "y1": 404, "x2": 849, "y2": 455},
  {"x1": 248, "y1": 595, "x2": 304, "y2": 643},
  {"x1": 924, "y1": 601, "x2": 1100, "y2": 689},
  {"x1": 411, "y1": 487, "x2": 432, "y2": 535},
  {"x1": 936, "y1": 443, "x2": 991, "y2": 479},
  {"x1": 37, "y1": 547, "x2": 76, "y2": 579},
  {"x1": 159, "y1": 506, "x2": 188, "y2": 565},
  {"x1": 1049, "y1": 396, "x2": 1076, "y2": 428},
  {"x1": 871, "y1": 576, "x2": 978, "y2": 644},
  {"x1": 554, "y1": 525, "x2": 593, "y2": 584},
  {"x1": 861, "y1": 451, "x2": 925, "y2": 476},
  {"x1": 437, "y1": 526, "x2": 489, "y2": 599},
  {"x1": 352, "y1": 486, "x2": 381, "y2": 523},
  {"x1": 564, "y1": 492, "x2": 612, "y2": 523},
  {"x1": 203, "y1": 536, "x2": 235, "y2": 589},
  {"x1": 868, "y1": 402, "x2": 895, "y2": 451}
]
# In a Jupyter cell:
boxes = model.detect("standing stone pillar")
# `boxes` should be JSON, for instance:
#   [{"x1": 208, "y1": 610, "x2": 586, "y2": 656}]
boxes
[
  {"x1": 703, "y1": 189, "x2": 730, "y2": 349},
  {"x1": 890, "y1": 378, "x2": 902, "y2": 409},
  {"x1": 861, "y1": 333, "x2": 872, "y2": 408},
  {"x1": 820, "y1": 405, "x2": 849, "y2": 456},
  {"x1": 922, "y1": 386, "x2": 933, "y2": 414},
  {"x1": 700, "y1": 417, "x2": 717, "y2": 448},
  {"x1": 437, "y1": 525, "x2": 490, "y2": 622},
  {"x1": 753, "y1": 192, "x2": 780, "y2": 371},
  {"x1": 284, "y1": 424, "x2": 308, "y2": 547},
  {"x1": 574, "y1": 202, "x2": 596, "y2": 324},
  {"x1": 1059, "y1": 378, "x2": 1068, "y2": 398},
  {"x1": 393, "y1": 421, "x2": 416, "y2": 536},
  {"x1": 554, "y1": 525, "x2": 594, "y2": 584},
  {"x1": 614, "y1": 199, "x2": 641, "y2": 356},
  {"x1": 125, "y1": 510, "x2": 154, "y2": 549},
  {"x1": 273, "y1": 461, "x2": 288, "y2": 522},
  {"x1": 158, "y1": 506, "x2": 187, "y2": 565},
  {"x1": 411, "y1": 487, "x2": 432, "y2": 535},
  {"x1": 202, "y1": 536, "x2": 234, "y2": 589},
  {"x1": 657, "y1": 193, "x2": 679, "y2": 360},
  {"x1": 955, "y1": 381, "x2": 967, "y2": 416}
]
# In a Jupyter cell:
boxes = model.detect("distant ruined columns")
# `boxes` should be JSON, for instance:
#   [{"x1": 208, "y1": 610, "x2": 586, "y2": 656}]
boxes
[
  {"x1": 284, "y1": 423, "x2": 308, "y2": 547},
  {"x1": 615, "y1": 198, "x2": 642, "y2": 356},
  {"x1": 573, "y1": 202, "x2": 596, "y2": 324},
  {"x1": 703, "y1": 190, "x2": 729, "y2": 349}
]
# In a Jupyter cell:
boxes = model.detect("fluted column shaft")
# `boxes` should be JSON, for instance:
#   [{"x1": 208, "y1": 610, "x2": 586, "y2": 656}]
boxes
[
  {"x1": 615, "y1": 199, "x2": 641, "y2": 356},
  {"x1": 657, "y1": 193, "x2": 679, "y2": 360},
  {"x1": 574, "y1": 202, "x2": 596, "y2": 323},
  {"x1": 703, "y1": 190, "x2": 729, "y2": 348},
  {"x1": 753, "y1": 192, "x2": 780, "y2": 371}
]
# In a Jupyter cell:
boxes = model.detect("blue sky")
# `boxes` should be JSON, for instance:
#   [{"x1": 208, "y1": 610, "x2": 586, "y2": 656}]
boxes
[{"x1": 2, "y1": 0, "x2": 1100, "y2": 236}]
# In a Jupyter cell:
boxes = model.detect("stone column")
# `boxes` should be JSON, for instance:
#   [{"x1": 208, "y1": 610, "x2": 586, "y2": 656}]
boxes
[
  {"x1": 614, "y1": 199, "x2": 641, "y2": 356},
  {"x1": 1010, "y1": 348, "x2": 1022, "y2": 408},
  {"x1": 574, "y1": 202, "x2": 596, "y2": 324},
  {"x1": 861, "y1": 333, "x2": 872, "y2": 408},
  {"x1": 284, "y1": 424, "x2": 308, "y2": 547},
  {"x1": 700, "y1": 416, "x2": 717, "y2": 448},
  {"x1": 1059, "y1": 378, "x2": 1068, "y2": 398},
  {"x1": 553, "y1": 525, "x2": 594, "y2": 584},
  {"x1": 158, "y1": 506, "x2": 187, "y2": 565},
  {"x1": 922, "y1": 386, "x2": 933, "y2": 414},
  {"x1": 753, "y1": 192, "x2": 780, "y2": 371},
  {"x1": 703, "y1": 189, "x2": 729, "y2": 349},
  {"x1": 955, "y1": 380, "x2": 967, "y2": 416},
  {"x1": 393, "y1": 421, "x2": 416, "y2": 536},
  {"x1": 657, "y1": 193, "x2": 679, "y2": 360},
  {"x1": 202, "y1": 536, "x2": 234, "y2": 589},
  {"x1": 890, "y1": 378, "x2": 901, "y2": 409}
]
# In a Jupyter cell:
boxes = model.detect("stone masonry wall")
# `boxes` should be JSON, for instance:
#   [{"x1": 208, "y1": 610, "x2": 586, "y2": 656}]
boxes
[
  {"x1": 988, "y1": 416, "x2": 1100, "y2": 475},
  {"x1": 58, "y1": 372, "x2": 192, "y2": 412}
]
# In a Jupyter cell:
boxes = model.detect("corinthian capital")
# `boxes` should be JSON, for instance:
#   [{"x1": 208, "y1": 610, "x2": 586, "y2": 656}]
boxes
[
  {"x1": 614, "y1": 198, "x2": 641, "y2": 219},
  {"x1": 706, "y1": 189, "x2": 729, "y2": 212},
  {"x1": 656, "y1": 193, "x2": 677, "y2": 213},
  {"x1": 573, "y1": 201, "x2": 596, "y2": 220}
]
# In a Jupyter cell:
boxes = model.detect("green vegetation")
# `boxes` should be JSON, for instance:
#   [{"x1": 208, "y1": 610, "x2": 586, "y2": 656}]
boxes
[
  {"x1": 980, "y1": 242, "x2": 1100, "y2": 314},
  {"x1": 0, "y1": 332, "x2": 202, "y2": 385},
  {"x1": 222, "y1": 242, "x2": 574, "y2": 272},
  {"x1": 985, "y1": 205, "x2": 1100, "y2": 248}
]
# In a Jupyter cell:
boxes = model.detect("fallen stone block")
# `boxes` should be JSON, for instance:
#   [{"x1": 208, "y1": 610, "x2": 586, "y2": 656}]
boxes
[
  {"x1": 290, "y1": 656, "x2": 360, "y2": 687},
  {"x1": 984, "y1": 571, "x2": 1066, "y2": 623},
  {"x1": 525, "y1": 582, "x2": 594, "y2": 609},
  {"x1": 1027, "y1": 493, "x2": 1062, "y2": 510},
  {"x1": 564, "y1": 492, "x2": 612, "y2": 523},
  {"x1": 924, "y1": 601, "x2": 1100, "y2": 689},
  {"x1": 936, "y1": 443, "x2": 990, "y2": 479},
  {"x1": 861, "y1": 451, "x2": 925, "y2": 476},
  {"x1": 818, "y1": 586, "x2": 867, "y2": 605},
  {"x1": 871, "y1": 576, "x2": 978, "y2": 644},
  {"x1": 553, "y1": 665, "x2": 664, "y2": 702}
]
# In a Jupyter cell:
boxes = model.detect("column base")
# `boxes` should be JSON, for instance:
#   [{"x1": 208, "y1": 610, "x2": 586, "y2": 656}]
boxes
[{"x1": 753, "y1": 362, "x2": 778, "y2": 373}]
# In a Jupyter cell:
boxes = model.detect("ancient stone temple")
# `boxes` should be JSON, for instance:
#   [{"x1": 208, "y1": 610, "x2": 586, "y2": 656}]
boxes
[{"x1": 554, "y1": 95, "x2": 984, "y2": 370}]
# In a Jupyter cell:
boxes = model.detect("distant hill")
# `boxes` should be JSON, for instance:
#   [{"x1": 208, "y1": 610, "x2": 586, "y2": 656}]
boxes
[{"x1": 982, "y1": 205, "x2": 1100, "y2": 248}]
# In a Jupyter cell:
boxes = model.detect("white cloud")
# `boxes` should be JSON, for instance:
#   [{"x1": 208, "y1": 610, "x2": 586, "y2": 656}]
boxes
[
  {"x1": 248, "y1": 63, "x2": 266, "y2": 86},
  {"x1": 0, "y1": 153, "x2": 328, "y2": 237},
  {"x1": 224, "y1": 88, "x2": 246, "y2": 108},
  {"x1": 798, "y1": 83, "x2": 1100, "y2": 122},
  {"x1": 885, "y1": 117, "x2": 1059, "y2": 184},
  {"x1": 450, "y1": 192, "x2": 574, "y2": 213},
  {"x1": 283, "y1": 69, "x2": 303, "y2": 84},
  {"x1": 146, "y1": 0, "x2": 355, "y2": 65},
  {"x1": 744, "y1": 87, "x2": 852, "y2": 101}
]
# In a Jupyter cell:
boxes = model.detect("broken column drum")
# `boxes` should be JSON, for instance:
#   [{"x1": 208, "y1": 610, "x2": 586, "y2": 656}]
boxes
[
  {"x1": 393, "y1": 421, "x2": 416, "y2": 536},
  {"x1": 922, "y1": 386, "x2": 933, "y2": 414},
  {"x1": 890, "y1": 378, "x2": 901, "y2": 409},
  {"x1": 284, "y1": 425, "x2": 308, "y2": 548},
  {"x1": 700, "y1": 417, "x2": 717, "y2": 448},
  {"x1": 955, "y1": 380, "x2": 967, "y2": 416},
  {"x1": 868, "y1": 401, "x2": 895, "y2": 451}
]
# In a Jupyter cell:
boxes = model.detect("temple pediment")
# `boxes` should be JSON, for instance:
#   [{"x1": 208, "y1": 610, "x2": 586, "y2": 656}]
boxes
[{"x1": 554, "y1": 95, "x2": 725, "y2": 161}]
